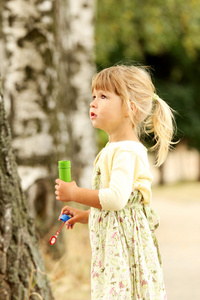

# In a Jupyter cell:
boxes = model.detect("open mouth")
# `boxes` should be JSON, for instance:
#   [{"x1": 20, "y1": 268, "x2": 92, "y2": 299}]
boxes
[{"x1": 90, "y1": 112, "x2": 97, "y2": 119}]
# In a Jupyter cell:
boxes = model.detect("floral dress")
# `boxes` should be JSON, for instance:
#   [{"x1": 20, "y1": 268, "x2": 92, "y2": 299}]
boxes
[{"x1": 89, "y1": 162, "x2": 167, "y2": 299}]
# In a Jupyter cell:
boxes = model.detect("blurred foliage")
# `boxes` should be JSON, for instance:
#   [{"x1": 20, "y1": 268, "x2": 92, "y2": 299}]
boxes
[
  {"x1": 97, "y1": 129, "x2": 109, "y2": 150},
  {"x1": 95, "y1": 0, "x2": 200, "y2": 151}
]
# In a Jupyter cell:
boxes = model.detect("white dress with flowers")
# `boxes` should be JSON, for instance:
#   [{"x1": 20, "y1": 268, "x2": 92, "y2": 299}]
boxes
[{"x1": 89, "y1": 141, "x2": 167, "y2": 300}]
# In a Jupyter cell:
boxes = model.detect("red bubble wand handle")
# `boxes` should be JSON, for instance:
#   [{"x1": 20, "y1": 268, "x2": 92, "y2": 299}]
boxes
[
  {"x1": 49, "y1": 214, "x2": 71, "y2": 245},
  {"x1": 49, "y1": 222, "x2": 66, "y2": 245}
]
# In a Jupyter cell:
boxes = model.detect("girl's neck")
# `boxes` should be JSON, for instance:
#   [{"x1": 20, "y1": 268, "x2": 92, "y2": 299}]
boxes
[{"x1": 108, "y1": 129, "x2": 139, "y2": 143}]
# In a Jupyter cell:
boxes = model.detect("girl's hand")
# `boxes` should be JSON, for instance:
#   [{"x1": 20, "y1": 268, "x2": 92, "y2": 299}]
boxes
[
  {"x1": 55, "y1": 179, "x2": 77, "y2": 202},
  {"x1": 59, "y1": 206, "x2": 90, "y2": 229}
]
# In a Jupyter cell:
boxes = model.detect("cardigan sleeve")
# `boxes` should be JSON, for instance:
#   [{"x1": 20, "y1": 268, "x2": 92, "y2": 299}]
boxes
[{"x1": 98, "y1": 149, "x2": 137, "y2": 211}]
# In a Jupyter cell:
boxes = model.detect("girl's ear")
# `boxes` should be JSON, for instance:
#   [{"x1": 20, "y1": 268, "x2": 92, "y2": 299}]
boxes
[
  {"x1": 123, "y1": 101, "x2": 137, "y2": 117},
  {"x1": 130, "y1": 102, "x2": 137, "y2": 114}
]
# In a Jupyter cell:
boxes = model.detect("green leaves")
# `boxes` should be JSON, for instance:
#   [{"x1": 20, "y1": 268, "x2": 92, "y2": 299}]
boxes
[
  {"x1": 95, "y1": 0, "x2": 200, "y2": 151},
  {"x1": 95, "y1": 0, "x2": 200, "y2": 66}
]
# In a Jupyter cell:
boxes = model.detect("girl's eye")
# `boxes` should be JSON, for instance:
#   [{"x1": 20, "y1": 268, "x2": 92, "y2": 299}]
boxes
[{"x1": 92, "y1": 93, "x2": 107, "y2": 101}]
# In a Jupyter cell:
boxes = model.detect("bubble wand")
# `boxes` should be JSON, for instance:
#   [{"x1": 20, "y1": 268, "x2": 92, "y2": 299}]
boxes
[{"x1": 49, "y1": 161, "x2": 71, "y2": 245}]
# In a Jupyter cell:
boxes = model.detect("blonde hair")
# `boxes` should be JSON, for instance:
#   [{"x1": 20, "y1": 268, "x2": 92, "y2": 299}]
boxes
[{"x1": 92, "y1": 65, "x2": 176, "y2": 166}]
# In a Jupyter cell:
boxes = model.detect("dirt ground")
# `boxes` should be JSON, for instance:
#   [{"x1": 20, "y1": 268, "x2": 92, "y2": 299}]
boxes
[
  {"x1": 153, "y1": 182, "x2": 200, "y2": 300},
  {"x1": 46, "y1": 182, "x2": 200, "y2": 300}
]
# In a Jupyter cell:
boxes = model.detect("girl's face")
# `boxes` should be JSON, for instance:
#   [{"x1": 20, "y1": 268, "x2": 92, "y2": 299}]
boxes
[{"x1": 90, "y1": 89, "x2": 128, "y2": 137}]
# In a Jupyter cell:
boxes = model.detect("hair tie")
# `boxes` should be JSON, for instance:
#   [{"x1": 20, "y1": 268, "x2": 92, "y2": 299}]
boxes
[{"x1": 153, "y1": 93, "x2": 159, "y2": 102}]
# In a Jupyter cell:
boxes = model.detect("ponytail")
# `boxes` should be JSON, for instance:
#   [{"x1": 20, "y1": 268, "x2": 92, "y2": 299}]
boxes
[{"x1": 144, "y1": 94, "x2": 176, "y2": 166}]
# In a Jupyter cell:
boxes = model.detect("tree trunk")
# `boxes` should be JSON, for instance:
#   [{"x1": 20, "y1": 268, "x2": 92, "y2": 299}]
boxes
[
  {"x1": 56, "y1": 0, "x2": 97, "y2": 189},
  {"x1": 158, "y1": 164, "x2": 165, "y2": 185},
  {"x1": 0, "y1": 86, "x2": 53, "y2": 300},
  {"x1": 198, "y1": 152, "x2": 200, "y2": 182},
  {"x1": 1, "y1": 0, "x2": 59, "y2": 234}
]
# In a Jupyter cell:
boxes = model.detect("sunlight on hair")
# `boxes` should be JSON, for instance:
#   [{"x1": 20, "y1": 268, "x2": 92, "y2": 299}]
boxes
[{"x1": 92, "y1": 65, "x2": 177, "y2": 166}]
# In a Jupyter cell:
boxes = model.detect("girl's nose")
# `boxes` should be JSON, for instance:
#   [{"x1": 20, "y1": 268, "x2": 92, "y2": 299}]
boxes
[{"x1": 90, "y1": 99, "x2": 97, "y2": 108}]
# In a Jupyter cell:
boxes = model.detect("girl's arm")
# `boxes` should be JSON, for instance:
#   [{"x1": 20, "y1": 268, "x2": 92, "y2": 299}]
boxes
[
  {"x1": 55, "y1": 179, "x2": 102, "y2": 209},
  {"x1": 59, "y1": 205, "x2": 91, "y2": 228}
]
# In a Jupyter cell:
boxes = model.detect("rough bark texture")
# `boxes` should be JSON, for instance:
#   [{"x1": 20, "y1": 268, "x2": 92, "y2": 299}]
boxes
[
  {"x1": 2, "y1": 0, "x2": 59, "y2": 234},
  {"x1": 0, "y1": 86, "x2": 54, "y2": 300},
  {"x1": 2, "y1": 0, "x2": 97, "y2": 236},
  {"x1": 56, "y1": 0, "x2": 97, "y2": 188}
]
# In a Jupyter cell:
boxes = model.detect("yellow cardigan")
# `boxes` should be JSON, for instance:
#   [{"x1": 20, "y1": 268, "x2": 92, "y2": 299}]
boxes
[{"x1": 94, "y1": 141, "x2": 153, "y2": 211}]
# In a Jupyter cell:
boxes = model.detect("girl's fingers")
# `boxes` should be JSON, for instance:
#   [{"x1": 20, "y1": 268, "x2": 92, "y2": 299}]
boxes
[
  {"x1": 65, "y1": 220, "x2": 72, "y2": 229},
  {"x1": 66, "y1": 223, "x2": 74, "y2": 229},
  {"x1": 64, "y1": 208, "x2": 76, "y2": 216},
  {"x1": 60, "y1": 206, "x2": 73, "y2": 217},
  {"x1": 55, "y1": 179, "x2": 61, "y2": 185},
  {"x1": 59, "y1": 206, "x2": 78, "y2": 223},
  {"x1": 58, "y1": 210, "x2": 67, "y2": 220},
  {"x1": 61, "y1": 206, "x2": 70, "y2": 213},
  {"x1": 65, "y1": 215, "x2": 78, "y2": 228}
]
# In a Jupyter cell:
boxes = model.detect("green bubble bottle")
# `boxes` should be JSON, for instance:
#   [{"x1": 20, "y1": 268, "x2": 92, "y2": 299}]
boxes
[{"x1": 58, "y1": 160, "x2": 71, "y2": 182}]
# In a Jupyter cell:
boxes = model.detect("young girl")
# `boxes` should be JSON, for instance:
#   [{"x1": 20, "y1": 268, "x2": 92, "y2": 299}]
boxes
[{"x1": 55, "y1": 65, "x2": 175, "y2": 299}]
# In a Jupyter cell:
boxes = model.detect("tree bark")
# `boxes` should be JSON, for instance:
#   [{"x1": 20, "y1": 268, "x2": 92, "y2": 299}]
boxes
[
  {"x1": 1, "y1": 0, "x2": 59, "y2": 234},
  {"x1": 56, "y1": 0, "x2": 97, "y2": 189},
  {"x1": 0, "y1": 86, "x2": 53, "y2": 299}
]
